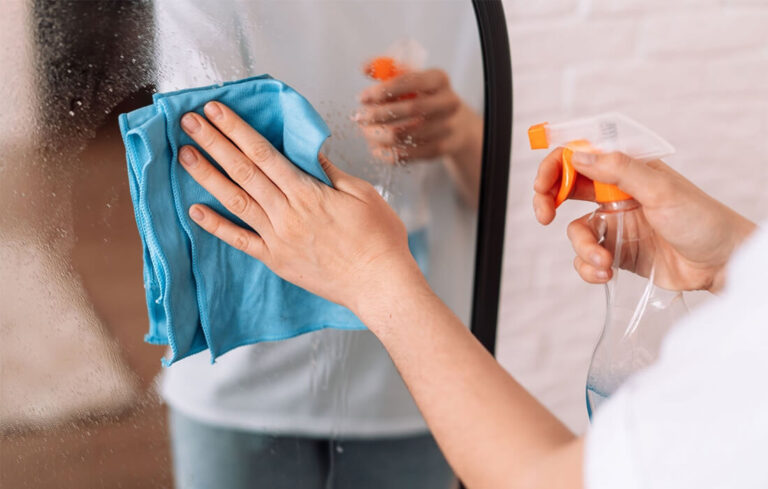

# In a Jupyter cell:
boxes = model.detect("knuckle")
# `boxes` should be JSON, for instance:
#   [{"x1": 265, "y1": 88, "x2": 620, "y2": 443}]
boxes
[
  {"x1": 231, "y1": 159, "x2": 257, "y2": 184},
  {"x1": 402, "y1": 99, "x2": 418, "y2": 116},
  {"x1": 566, "y1": 220, "x2": 579, "y2": 239},
  {"x1": 195, "y1": 162, "x2": 216, "y2": 183},
  {"x1": 245, "y1": 140, "x2": 275, "y2": 164},
  {"x1": 207, "y1": 216, "x2": 221, "y2": 235},
  {"x1": 199, "y1": 129, "x2": 217, "y2": 149},
  {"x1": 232, "y1": 230, "x2": 250, "y2": 251},
  {"x1": 226, "y1": 191, "x2": 249, "y2": 214},
  {"x1": 603, "y1": 151, "x2": 632, "y2": 170},
  {"x1": 434, "y1": 69, "x2": 449, "y2": 85},
  {"x1": 573, "y1": 257, "x2": 582, "y2": 273}
]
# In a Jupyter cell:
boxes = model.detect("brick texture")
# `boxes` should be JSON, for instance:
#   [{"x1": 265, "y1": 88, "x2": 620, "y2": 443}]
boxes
[{"x1": 499, "y1": 0, "x2": 768, "y2": 432}]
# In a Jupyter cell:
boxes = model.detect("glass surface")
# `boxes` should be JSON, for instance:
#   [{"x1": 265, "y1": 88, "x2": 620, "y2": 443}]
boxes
[{"x1": 0, "y1": 1, "x2": 483, "y2": 487}]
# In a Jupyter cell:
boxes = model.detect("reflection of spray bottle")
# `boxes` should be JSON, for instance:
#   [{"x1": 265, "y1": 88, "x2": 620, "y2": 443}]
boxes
[
  {"x1": 363, "y1": 40, "x2": 427, "y2": 201},
  {"x1": 528, "y1": 113, "x2": 688, "y2": 419}
]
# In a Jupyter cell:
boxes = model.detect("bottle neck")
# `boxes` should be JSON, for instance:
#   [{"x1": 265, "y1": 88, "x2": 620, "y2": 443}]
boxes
[{"x1": 597, "y1": 198, "x2": 639, "y2": 214}]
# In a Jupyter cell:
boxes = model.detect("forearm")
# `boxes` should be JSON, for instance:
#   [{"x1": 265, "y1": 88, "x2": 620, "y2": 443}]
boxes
[
  {"x1": 352, "y1": 271, "x2": 580, "y2": 489},
  {"x1": 443, "y1": 105, "x2": 484, "y2": 208}
]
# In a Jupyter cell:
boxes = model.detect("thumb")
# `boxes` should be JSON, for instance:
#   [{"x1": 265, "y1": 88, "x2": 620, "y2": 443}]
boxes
[
  {"x1": 571, "y1": 151, "x2": 670, "y2": 205},
  {"x1": 318, "y1": 153, "x2": 360, "y2": 193}
]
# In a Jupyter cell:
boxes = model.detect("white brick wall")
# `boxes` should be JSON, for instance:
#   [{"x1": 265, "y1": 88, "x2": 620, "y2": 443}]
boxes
[{"x1": 498, "y1": 0, "x2": 768, "y2": 432}]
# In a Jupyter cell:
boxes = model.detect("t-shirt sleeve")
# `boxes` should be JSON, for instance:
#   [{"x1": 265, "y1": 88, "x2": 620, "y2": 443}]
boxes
[{"x1": 585, "y1": 225, "x2": 768, "y2": 489}]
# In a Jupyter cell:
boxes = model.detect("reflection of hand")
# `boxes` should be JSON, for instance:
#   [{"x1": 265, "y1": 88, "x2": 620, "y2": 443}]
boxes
[
  {"x1": 533, "y1": 149, "x2": 756, "y2": 292},
  {"x1": 178, "y1": 101, "x2": 425, "y2": 312},
  {"x1": 356, "y1": 68, "x2": 484, "y2": 207},
  {"x1": 355, "y1": 68, "x2": 477, "y2": 163}
]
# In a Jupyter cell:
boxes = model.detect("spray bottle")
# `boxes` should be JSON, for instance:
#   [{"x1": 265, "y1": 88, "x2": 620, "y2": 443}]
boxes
[
  {"x1": 362, "y1": 40, "x2": 427, "y2": 201},
  {"x1": 528, "y1": 113, "x2": 689, "y2": 418}
]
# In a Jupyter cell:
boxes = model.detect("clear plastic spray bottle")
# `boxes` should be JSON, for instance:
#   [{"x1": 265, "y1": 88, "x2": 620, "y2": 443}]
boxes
[{"x1": 528, "y1": 113, "x2": 689, "y2": 419}]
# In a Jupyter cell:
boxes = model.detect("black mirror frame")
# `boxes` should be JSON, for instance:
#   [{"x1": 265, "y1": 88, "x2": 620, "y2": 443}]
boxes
[{"x1": 470, "y1": 0, "x2": 512, "y2": 356}]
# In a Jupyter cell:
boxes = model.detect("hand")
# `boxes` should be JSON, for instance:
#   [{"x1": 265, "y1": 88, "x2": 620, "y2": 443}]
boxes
[
  {"x1": 355, "y1": 68, "x2": 478, "y2": 163},
  {"x1": 533, "y1": 148, "x2": 756, "y2": 292},
  {"x1": 177, "y1": 101, "x2": 425, "y2": 312}
]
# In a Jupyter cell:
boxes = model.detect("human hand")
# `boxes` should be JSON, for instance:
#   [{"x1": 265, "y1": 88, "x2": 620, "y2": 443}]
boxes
[
  {"x1": 533, "y1": 148, "x2": 756, "y2": 292},
  {"x1": 177, "y1": 101, "x2": 426, "y2": 313},
  {"x1": 355, "y1": 68, "x2": 478, "y2": 164}
]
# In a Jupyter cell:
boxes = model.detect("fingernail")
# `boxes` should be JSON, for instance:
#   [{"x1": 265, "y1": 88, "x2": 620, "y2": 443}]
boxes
[
  {"x1": 179, "y1": 146, "x2": 197, "y2": 167},
  {"x1": 204, "y1": 102, "x2": 223, "y2": 121},
  {"x1": 590, "y1": 252, "x2": 603, "y2": 267},
  {"x1": 189, "y1": 206, "x2": 204, "y2": 221},
  {"x1": 181, "y1": 113, "x2": 200, "y2": 133},
  {"x1": 572, "y1": 151, "x2": 596, "y2": 165},
  {"x1": 595, "y1": 269, "x2": 609, "y2": 279}
]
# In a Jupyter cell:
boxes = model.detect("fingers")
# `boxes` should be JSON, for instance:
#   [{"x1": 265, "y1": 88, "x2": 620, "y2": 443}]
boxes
[
  {"x1": 532, "y1": 192, "x2": 556, "y2": 225},
  {"x1": 532, "y1": 147, "x2": 601, "y2": 224},
  {"x1": 178, "y1": 145, "x2": 272, "y2": 234},
  {"x1": 567, "y1": 215, "x2": 612, "y2": 283},
  {"x1": 181, "y1": 110, "x2": 286, "y2": 213},
  {"x1": 200, "y1": 101, "x2": 301, "y2": 190},
  {"x1": 574, "y1": 256, "x2": 613, "y2": 284},
  {"x1": 188, "y1": 204, "x2": 268, "y2": 260},
  {"x1": 355, "y1": 90, "x2": 460, "y2": 125},
  {"x1": 533, "y1": 148, "x2": 565, "y2": 195},
  {"x1": 532, "y1": 148, "x2": 563, "y2": 225},
  {"x1": 359, "y1": 69, "x2": 450, "y2": 104},
  {"x1": 570, "y1": 152, "x2": 674, "y2": 206},
  {"x1": 369, "y1": 133, "x2": 453, "y2": 163},
  {"x1": 361, "y1": 118, "x2": 451, "y2": 147}
]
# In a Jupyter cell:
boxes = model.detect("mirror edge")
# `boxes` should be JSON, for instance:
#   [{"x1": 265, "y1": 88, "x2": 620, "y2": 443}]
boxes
[{"x1": 470, "y1": 0, "x2": 513, "y2": 356}]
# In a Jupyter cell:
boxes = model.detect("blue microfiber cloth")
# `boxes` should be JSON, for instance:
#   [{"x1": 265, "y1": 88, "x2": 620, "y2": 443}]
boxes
[{"x1": 119, "y1": 75, "x2": 427, "y2": 365}]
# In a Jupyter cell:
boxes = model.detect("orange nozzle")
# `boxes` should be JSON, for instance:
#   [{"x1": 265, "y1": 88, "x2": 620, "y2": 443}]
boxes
[
  {"x1": 365, "y1": 56, "x2": 405, "y2": 81},
  {"x1": 528, "y1": 123, "x2": 550, "y2": 150}
]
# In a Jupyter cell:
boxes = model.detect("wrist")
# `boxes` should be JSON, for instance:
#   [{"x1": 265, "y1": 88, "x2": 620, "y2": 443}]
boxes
[
  {"x1": 708, "y1": 212, "x2": 757, "y2": 294},
  {"x1": 348, "y1": 257, "x2": 433, "y2": 335}
]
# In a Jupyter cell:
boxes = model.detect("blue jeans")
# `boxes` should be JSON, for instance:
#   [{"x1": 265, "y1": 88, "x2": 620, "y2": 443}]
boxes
[{"x1": 169, "y1": 409, "x2": 456, "y2": 489}]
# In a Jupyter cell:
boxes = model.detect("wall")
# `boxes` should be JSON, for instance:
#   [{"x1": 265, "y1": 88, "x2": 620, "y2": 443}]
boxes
[{"x1": 498, "y1": 0, "x2": 768, "y2": 431}]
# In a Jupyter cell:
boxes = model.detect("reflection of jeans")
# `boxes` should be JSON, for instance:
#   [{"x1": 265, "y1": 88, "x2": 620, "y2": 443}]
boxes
[{"x1": 169, "y1": 409, "x2": 456, "y2": 489}]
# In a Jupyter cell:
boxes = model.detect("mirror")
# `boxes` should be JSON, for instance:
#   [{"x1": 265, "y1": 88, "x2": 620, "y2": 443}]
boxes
[{"x1": 1, "y1": 1, "x2": 493, "y2": 487}]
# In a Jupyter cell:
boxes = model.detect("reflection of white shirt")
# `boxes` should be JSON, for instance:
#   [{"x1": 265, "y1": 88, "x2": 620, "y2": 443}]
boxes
[
  {"x1": 155, "y1": 0, "x2": 482, "y2": 436},
  {"x1": 586, "y1": 223, "x2": 768, "y2": 489}
]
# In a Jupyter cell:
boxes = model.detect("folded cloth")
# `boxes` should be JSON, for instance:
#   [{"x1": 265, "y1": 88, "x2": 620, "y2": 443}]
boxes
[{"x1": 119, "y1": 75, "x2": 365, "y2": 365}]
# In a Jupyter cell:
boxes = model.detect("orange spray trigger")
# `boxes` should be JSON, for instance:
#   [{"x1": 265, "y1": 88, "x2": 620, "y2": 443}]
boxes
[{"x1": 557, "y1": 147, "x2": 578, "y2": 208}]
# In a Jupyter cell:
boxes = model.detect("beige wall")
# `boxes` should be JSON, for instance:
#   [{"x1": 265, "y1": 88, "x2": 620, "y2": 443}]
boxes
[{"x1": 498, "y1": 0, "x2": 768, "y2": 431}]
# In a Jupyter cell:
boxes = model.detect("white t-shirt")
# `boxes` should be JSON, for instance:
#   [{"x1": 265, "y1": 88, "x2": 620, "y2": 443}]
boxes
[
  {"x1": 154, "y1": 0, "x2": 482, "y2": 437},
  {"x1": 586, "y1": 222, "x2": 768, "y2": 488}
]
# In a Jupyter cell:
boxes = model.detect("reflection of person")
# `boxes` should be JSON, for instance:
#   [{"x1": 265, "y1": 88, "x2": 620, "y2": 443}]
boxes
[
  {"x1": 153, "y1": 2, "x2": 482, "y2": 488},
  {"x1": 355, "y1": 68, "x2": 483, "y2": 206},
  {"x1": 176, "y1": 103, "x2": 766, "y2": 489}
]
